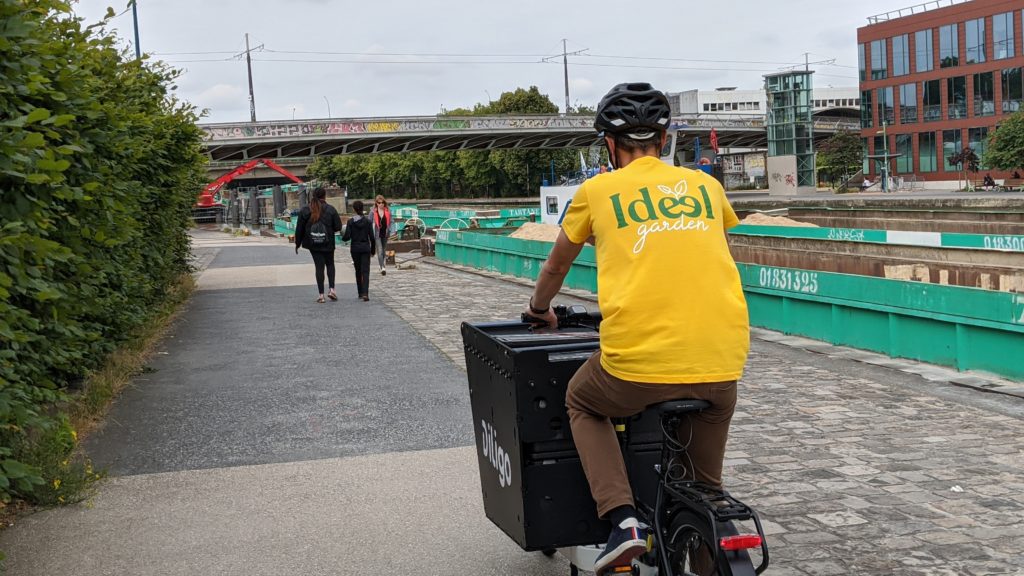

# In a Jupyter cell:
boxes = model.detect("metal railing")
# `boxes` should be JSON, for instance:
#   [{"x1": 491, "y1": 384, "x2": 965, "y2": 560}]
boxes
[{"x1": 867, "y1": 0, "x2": 969, "y2": 24}]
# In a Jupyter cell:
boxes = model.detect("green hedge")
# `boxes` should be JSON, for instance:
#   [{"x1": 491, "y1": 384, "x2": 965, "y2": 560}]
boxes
[{"x1": 0, "y1": 1, "x2": 206, "y2": 501}]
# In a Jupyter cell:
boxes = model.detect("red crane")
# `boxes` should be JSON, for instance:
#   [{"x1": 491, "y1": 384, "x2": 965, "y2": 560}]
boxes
[{"x1": 197, "y1": 158, "x2": 304, "y2": 207}]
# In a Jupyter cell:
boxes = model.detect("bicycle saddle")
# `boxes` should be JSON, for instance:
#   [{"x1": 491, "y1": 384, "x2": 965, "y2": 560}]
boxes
[{"x1": 652, "y1": 399, "x2": 711, "y2": 417}]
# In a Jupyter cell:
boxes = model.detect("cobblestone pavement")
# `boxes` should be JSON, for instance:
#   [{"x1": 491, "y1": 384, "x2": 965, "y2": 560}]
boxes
[{"x1": 376, "y1": 255, "x2": 1024, "y2": 576}]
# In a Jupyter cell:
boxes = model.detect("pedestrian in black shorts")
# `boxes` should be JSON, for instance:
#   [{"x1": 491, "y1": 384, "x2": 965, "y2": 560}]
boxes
[
  {"x1": 294, "y1": 187, "x2": 342, "y2": 303},
  {"x1": 342, "y1": 200, "x2": 374, "y2": 301}
]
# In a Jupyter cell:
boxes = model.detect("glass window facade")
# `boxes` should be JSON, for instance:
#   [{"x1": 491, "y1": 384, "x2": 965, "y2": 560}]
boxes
[
  {"x1": 899, "y1": 83, "x2": 917, "y2": 124},
  {"x1": 923, "y1": 79, "x2": 941, "y2": 121},
  {"x1": 947, "y1": 76, "x2": 967, "y2": 119},
  {"x1": 919, "y1": 132, "x2": 937, "y2": 172},
  {"x1": 862, "y1": 138, "x2": 870, "y2": 175},
  {"x1": 893, "y1": 34, "x2": 910, "y2": 76},
  {"x1": 969, "y1": 127, "x2": 989, "y2": 169},
  {"x1": 916, "y1": 29, "x2": 934, "y2": 72},
  {"x1": 965, "y1": 18, "x2": 986, "y2": 64},
  {"x1": 859, "y1": 43, "x2": 866, "y2": 82},
  {"x1": 860, "y1": 89, "x2": 873, "y2": 128},
  {"x1": 871, "y1": 39, "x2": 888, "y2": 79},
  {"x1": 1003, "y1": 67, "x2": 1023, "y2": 112},
  {"x1": 973, "y1": 72, "x2": 995, "y2": 117},
  {"x1": 939, "y1": 24, "x2": 959, "y2": 68},
  {"x1": 994, "y1": 12, "x2": 1015, "y2": 59},
  {"x1": 943, "y1": 129, "x2": 962, "y2": 171},
  {"x1": 878, "y1": 86, "x2": 895, "y2": 125},
  {"x1": 896, "y1": 134, "x2": 913, "y2": 173}
]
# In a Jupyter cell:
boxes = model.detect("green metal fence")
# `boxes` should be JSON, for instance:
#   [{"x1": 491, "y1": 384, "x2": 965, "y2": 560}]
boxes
[
  {"x1": 730, "y1": 224, "x2": 1024, "y2": 252},
  {"x1": 435, "y1": 229, "x2": 1024, "y2": 380}
]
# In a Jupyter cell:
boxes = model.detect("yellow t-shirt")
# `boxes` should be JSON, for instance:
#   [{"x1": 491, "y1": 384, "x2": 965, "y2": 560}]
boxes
[{"x1": 560, "y1": 156, "x2": 749, "y2": 383}]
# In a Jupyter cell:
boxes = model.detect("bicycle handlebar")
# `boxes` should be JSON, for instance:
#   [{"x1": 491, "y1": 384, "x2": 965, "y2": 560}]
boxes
[{"x1": 521, "y1": 304, "x2": 602, "y2": 330}]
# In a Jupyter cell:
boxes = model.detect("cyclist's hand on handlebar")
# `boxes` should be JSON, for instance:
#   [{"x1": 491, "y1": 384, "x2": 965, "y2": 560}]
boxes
[{"x1": 522, "y1": 305, "x2": 558, "y2": 329}]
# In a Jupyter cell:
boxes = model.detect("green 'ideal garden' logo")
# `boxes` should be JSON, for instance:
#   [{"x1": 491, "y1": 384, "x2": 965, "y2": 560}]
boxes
[{"x1": 609, "y1": 180, "x2": 716, "y2": 254}]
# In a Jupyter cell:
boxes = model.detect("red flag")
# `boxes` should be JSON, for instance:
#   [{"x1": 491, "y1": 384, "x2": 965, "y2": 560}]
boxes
[{"x1": 710, "y1": 128, "x2": 720, "y2": 154}]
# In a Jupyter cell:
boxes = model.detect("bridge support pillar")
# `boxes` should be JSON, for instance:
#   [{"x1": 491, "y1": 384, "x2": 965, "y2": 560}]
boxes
[
  {"x1": 272, "y1": 185, "x2": 286, "y2": 217},
  {"x1": 230, "y1": 191, "x2": 241, "y2": 227},
  {"x1": 248, "y1": 189, "x2": 259, "y2": 225}
]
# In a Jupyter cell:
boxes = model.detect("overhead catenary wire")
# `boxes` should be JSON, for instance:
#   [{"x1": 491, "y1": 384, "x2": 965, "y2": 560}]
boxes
[
  {"x1": 153, "y1": 43, "x2": 860, "y2": 82},
  {"x1": 155, "y1": 55, "x2": 859, "y2": 79},
  {"x1": 156, "y1": 46, "x2": 850, "y2": 68},
  {"x1": 261, "y1": 49, "x2": 552, "y2": 58}
]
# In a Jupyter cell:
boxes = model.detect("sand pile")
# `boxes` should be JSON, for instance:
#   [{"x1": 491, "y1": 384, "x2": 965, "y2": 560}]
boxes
[
  {"x1": 739, "y1": 213, "x2": 818, "y2": 227},
  {"x1": 509, "y1": 222, "x2": 562, "y2": 242}
]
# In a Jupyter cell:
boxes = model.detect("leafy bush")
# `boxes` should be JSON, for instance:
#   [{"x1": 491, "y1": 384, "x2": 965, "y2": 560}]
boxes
[{"x1": 0, "y1": 0, "x2": 205, "y2": 503}]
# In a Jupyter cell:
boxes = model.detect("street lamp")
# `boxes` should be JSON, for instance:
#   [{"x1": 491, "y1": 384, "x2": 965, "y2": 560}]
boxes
[
  {"x1": 324, "y1": 96, "x2": 331, "y2": 118},
  {"x1": 876, "y1": 120, "x2": 889, "y2": 193},
  {"x1": 292, "y1": 107, "x2": 296, "y2": 120}
]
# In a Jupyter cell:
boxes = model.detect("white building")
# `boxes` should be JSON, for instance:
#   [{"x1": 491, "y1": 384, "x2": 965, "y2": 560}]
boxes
[{"x1": 669, "y1": 86, "x2": 860, "y2": 116}]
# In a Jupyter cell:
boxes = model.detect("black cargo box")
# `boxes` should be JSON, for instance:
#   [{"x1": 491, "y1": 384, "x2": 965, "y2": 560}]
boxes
[{"x1": 462, "y1": 320, "x2": 664, "y2": 551}]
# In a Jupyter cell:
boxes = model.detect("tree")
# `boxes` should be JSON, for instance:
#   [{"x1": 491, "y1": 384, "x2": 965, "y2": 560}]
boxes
[
  {"x1": 477, "y1": 86, "x2": 559, "y2": 115},
  {"x1": 984, "y1": 110, "x2": 1024, "y2": 171},
  {"x1": 816, "y1": 129, "x2": 862, "y2": 191},
  {"x1": 947, "y1": 147, "x2": 980, "y2": 191}
]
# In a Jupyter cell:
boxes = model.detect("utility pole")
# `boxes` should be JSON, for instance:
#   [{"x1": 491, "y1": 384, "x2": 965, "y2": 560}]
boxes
[
  {"x1": 562, "y1": 39, "x2": 570, "y2": 114},
  {"x1": 236, "y1": 34, "x2": 264, "y2": 122},
  {"x1": 542, "y1": 41, "x2": 587, "y2": 114},
  {"x1": 131, "y1": 0, "x2": 140, "y2": 59}
]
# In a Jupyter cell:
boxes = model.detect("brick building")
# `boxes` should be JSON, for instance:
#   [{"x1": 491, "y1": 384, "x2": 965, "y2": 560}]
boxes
[{"x1": 858, "y1": 0, "x2": 1024, "y2": 187}]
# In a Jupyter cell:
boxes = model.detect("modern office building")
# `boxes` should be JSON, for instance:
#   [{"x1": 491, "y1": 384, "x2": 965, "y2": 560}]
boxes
[
  {"x1": 859, "y1": 0, "x2": 1024, "y2": 187},
  {"x1": 668, "y1": 87, "x2": 859, "y2": 117}
]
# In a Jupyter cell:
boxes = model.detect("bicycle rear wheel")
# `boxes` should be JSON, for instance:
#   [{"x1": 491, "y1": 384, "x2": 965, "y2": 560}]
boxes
[{"x1": 666, "y1": 509, "x2": 721, "y2": 576}]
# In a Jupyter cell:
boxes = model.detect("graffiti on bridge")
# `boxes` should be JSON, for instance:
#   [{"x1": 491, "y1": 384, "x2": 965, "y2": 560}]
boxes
[{"x1": 201, "y1": 116, "x2": 595, "y2": 141}]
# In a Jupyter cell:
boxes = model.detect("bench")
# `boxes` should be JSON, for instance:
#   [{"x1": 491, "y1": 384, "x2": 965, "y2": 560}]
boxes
[{"x1": 998, "y1": 178, "x2": 1024, "y2": 192}]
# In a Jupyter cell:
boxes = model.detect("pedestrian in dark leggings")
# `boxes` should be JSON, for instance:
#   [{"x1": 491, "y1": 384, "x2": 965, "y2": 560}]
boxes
[
  {"x1": 294, "y1": 187, "x2": 342, "y2": 303},
  {"x1": 342, "y1": 200, "x2": 374, "y2": 301}
]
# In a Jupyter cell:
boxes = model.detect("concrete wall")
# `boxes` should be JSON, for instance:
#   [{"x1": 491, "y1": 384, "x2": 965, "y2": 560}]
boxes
[{"x1": 766, "y1": 155, "x2": 816, "y2": 195}]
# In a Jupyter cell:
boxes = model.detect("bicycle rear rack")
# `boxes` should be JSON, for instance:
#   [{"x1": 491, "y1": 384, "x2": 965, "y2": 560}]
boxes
[{"x1": 664, "y1": 482, "x2": 755, "y2": 523}]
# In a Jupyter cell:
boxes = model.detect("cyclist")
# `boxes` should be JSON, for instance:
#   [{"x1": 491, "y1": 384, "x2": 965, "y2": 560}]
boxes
[{"x1": 525, "y1": 83, "x2": 750, "y2": 575}]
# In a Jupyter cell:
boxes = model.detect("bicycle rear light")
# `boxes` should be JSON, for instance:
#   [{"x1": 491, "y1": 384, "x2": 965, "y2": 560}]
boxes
[{"x1": 719, "y1": 534, "x2": 763, "y2": 551}]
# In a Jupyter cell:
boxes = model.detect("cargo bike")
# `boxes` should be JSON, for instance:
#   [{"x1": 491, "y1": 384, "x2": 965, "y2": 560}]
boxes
[{"x1": 461, "y1": 305, "x2": 769, "y2": 575}]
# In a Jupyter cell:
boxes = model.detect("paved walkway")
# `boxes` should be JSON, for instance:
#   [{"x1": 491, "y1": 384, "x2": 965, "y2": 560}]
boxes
[
  {"x1": 377, "y1": 254, "x2": 1024, "y2": 575},
  {"x1": 1, "y1": 229, "x2": 1022, "y2": 575}
]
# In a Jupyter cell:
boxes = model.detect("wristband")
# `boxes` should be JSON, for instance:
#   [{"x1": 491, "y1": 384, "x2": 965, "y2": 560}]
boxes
[{"x1": 529, "y1": 298, "x2": 549, "y2": 315}]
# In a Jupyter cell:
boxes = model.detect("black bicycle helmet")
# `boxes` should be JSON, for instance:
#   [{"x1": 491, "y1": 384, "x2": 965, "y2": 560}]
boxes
[{"x1": 594, "y1": 82, "x2": 671, "y2": 140}]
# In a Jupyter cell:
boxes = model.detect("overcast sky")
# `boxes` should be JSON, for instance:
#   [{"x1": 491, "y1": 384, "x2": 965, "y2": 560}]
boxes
[{"x1": 72, "y1": 0, "x2": 900, "y2": 124}]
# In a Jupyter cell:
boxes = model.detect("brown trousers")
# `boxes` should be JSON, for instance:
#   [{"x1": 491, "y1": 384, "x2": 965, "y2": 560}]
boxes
[{"x1": 565, "y1": 353, "x2": 737, "y2": 517}]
